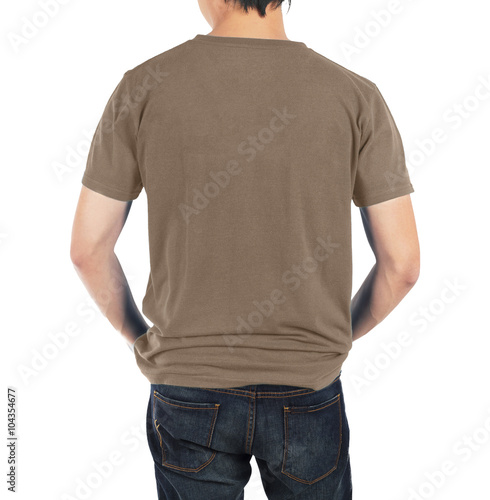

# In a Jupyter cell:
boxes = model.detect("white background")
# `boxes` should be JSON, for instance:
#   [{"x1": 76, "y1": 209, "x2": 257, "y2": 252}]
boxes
[{"x1": 2, "y1": 0, "x2": 490, "y2": 499}]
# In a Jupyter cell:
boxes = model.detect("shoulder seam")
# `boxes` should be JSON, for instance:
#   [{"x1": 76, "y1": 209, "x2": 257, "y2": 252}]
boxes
[{"x1": 306, "y1": 48, "x2": 377, "y2": 110}]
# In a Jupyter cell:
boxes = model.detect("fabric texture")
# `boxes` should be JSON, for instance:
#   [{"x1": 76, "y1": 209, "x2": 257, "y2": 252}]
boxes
[
  {"x1": 146, "y1": 373, "x2": 352, "y2": 499},
  {"x1": 82, "y1": 34, "x2": 414, "y2": 391}
]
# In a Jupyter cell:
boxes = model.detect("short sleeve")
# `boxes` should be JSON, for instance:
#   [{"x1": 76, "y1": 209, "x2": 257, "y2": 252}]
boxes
[
  {"x1": 81, "y1": 71, "x2": 143, "y2": 201},
  {"x1": 352, "y1": 84, "x2": 414, "y2": 207}
]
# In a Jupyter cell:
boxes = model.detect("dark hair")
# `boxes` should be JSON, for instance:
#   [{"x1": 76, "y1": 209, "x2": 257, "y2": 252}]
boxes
[{"x1": 224, "y1": 0, "x2": 291, "y2": 18}]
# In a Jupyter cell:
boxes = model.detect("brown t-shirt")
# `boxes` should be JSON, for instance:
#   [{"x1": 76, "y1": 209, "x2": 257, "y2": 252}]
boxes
[{"x1": 82, "y1": 34, "x2": 414, "y2": 391}]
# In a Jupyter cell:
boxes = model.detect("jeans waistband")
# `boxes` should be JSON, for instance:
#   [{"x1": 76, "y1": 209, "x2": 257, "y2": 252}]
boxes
[{"x1": 197, "y1": 370, "x2": 342, "y2": 399}]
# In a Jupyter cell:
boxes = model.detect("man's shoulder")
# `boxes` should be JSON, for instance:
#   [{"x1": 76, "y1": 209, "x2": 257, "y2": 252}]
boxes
[
  {"x1": 305, "y1": 46, "x2": 378, "y2": 101},
  {"x1": 121, "y1": 38, "x2": 192, "y2": 89}
]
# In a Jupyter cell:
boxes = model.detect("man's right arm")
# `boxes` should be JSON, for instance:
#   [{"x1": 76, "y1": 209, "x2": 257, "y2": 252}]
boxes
[{"x1": 351, "y1": 194, "x2": 420, "y2": 341}]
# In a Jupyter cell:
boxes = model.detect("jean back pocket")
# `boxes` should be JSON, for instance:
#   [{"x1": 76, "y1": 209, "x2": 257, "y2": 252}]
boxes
[
  {"x1": 152, "y1": 389, "x2": 220, "y2": 472},
  {"x1": 282, "y1": 392, "x2": 342, "y2": 484}
]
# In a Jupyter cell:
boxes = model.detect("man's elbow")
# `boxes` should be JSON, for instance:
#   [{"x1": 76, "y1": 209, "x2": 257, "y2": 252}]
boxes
[
  {"x1": 70, "y1": 240, "x2": 102, "y2": 270},
  {"x1": 399, "y1": 262, "x2": 420, "y2": 287},
  {"x1": 380, "y1": 252, "x2": 420, "y2": 288},
  {"x1": 394, "y1": 254, "x2": 420, "y2": 288},
  {"x1": 70, "y1": 244, "x2": 90, "y2": 269}
]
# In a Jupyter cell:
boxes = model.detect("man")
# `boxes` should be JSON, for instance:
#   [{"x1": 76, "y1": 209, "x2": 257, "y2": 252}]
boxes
[{"x1": 71, "y1": 0, "x2": 420, "y2": 498}]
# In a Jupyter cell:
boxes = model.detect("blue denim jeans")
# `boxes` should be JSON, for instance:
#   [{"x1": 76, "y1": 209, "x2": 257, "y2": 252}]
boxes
[{"x1": 145, "y1": 371, "x2": 352, "y2": 499}]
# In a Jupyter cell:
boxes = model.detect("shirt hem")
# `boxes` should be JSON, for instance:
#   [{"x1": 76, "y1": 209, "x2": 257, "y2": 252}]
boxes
[
  {"x1": 353, "y1": 183, "x2": 414, "y2": 207},
  {"x1": 81, "y1": 173, "x2": 142, "y2": 201},
  {"x1": 132, "y1": 360, "x2": 345, "y2": 392}
]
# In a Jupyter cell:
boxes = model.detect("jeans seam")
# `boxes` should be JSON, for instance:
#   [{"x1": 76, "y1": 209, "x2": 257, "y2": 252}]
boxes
[
  {"x1": 154, "y1": 391, "x2": 221, "y2": 410},
  {"x1": 200, "y1": 388, "x2": 318, "y2": 398},
  {"x1": 281, "y1": 396, "x2": 343, "y2": 484},
  {"x1": 152, "y1": 392, "x2": 220, "y2": 472},
  {"x1": 288, "y1": 394, "x2": 340, "y2": 414}
]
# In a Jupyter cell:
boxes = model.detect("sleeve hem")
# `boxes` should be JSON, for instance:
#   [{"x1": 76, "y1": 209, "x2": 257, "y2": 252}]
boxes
[
  {"x1": 81, "y1": 173, "x2": 142, "y2": 201},
  {"x1": 353, "y1": 183, "x2": 414, "y2": 207}
]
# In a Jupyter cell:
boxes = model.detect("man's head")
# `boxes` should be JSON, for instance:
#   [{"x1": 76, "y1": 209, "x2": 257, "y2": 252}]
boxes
[{"x1": 198, "y1": 0, "x2": 291, "y2": 26}]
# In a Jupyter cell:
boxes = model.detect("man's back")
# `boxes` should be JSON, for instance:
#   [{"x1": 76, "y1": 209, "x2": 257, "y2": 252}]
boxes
[{"x1": 81, "y1": 34, "x2": 414, "y2": 390}]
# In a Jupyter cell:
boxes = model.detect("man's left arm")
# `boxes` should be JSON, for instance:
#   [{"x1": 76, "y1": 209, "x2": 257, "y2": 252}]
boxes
[{"x1": 70, "y1": 185, "x2": 149, "y2": 351}]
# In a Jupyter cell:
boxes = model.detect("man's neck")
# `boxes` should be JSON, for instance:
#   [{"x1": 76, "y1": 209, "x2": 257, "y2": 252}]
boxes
[{"x1": 207, "y1": 7, "x2": 288, "y2": 41}]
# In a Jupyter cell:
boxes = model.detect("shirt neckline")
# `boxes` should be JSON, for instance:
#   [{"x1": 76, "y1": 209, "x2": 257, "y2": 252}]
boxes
[{"x1": 191, "y1": 34, "x2": 308, "y2": 50}]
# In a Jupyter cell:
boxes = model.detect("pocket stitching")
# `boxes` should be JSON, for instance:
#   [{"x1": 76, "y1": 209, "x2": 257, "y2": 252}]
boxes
[
  {"x1": 154, "y1": 390, "x2": 220, "y2": 410},
  {"x1": 206, "y1": 403, "x2": 220, "y2": 447},
  {"x1": 288, "y1": 393, "x2": 340, "y2": 414},
  {"x1": 152, "y1": 390, "x2": 220, "y2": 472},
  {"x1": 281, "y1": 394, "x2": 343, "y2": 485}
]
